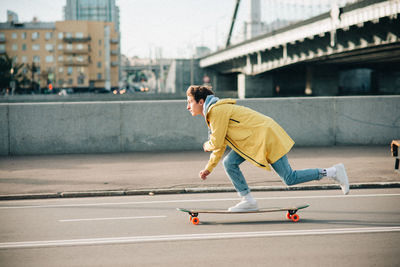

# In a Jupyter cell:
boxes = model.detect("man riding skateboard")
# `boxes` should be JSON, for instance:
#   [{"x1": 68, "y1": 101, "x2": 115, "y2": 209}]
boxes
[{"x1": 186, "y1": 85, "x2": 349, "y2": 212}]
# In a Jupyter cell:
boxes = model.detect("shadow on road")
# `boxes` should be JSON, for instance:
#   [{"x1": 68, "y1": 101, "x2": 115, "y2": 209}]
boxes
[{"x1": 196, "y1": 218, "x2": 400, "y2": 227}]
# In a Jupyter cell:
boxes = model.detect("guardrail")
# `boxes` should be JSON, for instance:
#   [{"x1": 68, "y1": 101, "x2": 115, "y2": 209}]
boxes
[{"x1": 0, "y1": 95, "x2": 399, "y2": 155}]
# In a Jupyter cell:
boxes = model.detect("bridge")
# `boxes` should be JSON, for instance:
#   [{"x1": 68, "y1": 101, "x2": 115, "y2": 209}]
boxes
[{"x1": 200, "y1": 0, "x2": 400, "y2": 98}]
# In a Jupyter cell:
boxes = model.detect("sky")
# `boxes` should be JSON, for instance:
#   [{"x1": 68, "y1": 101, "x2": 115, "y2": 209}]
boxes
[
  {"x1": 0, "y1": 0, "x2": 249, "y2": 59},
  {"x1": 0, "y1": 0, "x2": 337, "y2": 58}
]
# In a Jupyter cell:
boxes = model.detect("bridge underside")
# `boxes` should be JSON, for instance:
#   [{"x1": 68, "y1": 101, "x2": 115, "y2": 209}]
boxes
[
  {"x1": 210, "y1": 17, "x2": 400, "y2": 75},
  {"x1": 201, "y1": 4, "x2": 400, "y2": 98}
]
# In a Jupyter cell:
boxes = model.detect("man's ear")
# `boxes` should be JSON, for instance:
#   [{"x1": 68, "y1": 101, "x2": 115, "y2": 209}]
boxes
[{"x1": 199, "y1": 99, "x2": 205, "y2": 105}]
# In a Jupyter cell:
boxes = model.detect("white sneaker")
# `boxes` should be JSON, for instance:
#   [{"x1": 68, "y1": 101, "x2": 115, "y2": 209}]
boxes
[
  {"x1": 333, "y1": 163, "x2": 350, "y2": 195},
  {"x1": 228, "y1": 198, "x2": 259, "y2": 212}
]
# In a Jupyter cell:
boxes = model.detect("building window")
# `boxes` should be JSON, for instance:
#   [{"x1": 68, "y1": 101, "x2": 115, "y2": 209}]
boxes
[
  {"x1": 12, "y1": 44, "x2": 18, "y2": 51},
  {"x1": 0, "y1": 44, "x2": 5, "y2": 53},
  {"x1": 97, "y1": 73, "x2": 102, "y2": 79},
  {"x1": 76, "y1": 32, "x2": 84, "y2": 38},
  {"x1": 76, "y1": 55, "x2": 84, "y2": 62},
  {"x1": 78, "y1": 74, "x2": 85, "y2": 84},
  {"x1": 58, "y1": 32, "x2": 63, "y2": 39},
  {"x1": 99, "y1": 50, "x2": 102, "y2": 56},
  {"x1": 77, "y1": 44, "x2": 83, "y2": 50},
  {"x1": 65, "y1": 32, "x2": 72, "y2": 38},
  {"x1": 58, "y1": 44, "x2": 63, "y2": 50},
  {"x1": 33, "y1": 56, "x2": 40, "y2": 63},
  {"x1": 32, "y1": 32, "x2": 39, "y2": 40},
  {"x1": 12, "y1": 32, "x2": 17, "y2": 39},
  {"x1": 32, "y1": 44, "x2": 40, "y2": 50},
  {"x1": 58, "y1": 79, "x2": 64, "y2": 86},
  {"x1": 59, "y1": 67, "x2": 63, "y2": 73},
  {"x1": 66, "y1": 44, "x2": 73, "y2": 51},
  {"x1": 68, "y1": 78, "x2": 73, "y2": 85},
  {"x1": 67, "y1": 67, "x2": 73, "y2": 75},
  {"x1": 58, "y1": 55, "x2": 63, "y2": 62},
  {"x1": 98, "y1": 39, "x2": 102, "y2": 45},
  {"x1": 22, "y1": 44, "x2": 26, "y2": 51},
  {"x1": 45, "y1": 55, "x2": 54, "y2": 63},
  {"x1": 97, "y1": 62, "x2": 101, "y2": 68},
  {"x1": 21, "y1": 56, "x2": 27, "y2": 63},
  {"x1": 21, "y1": 32, "x2": 26, "y2": 39},
  {"x1": 45, "y1": 44, "x2": 54, "y2": 51},
  {"x1": 45, "y1": 32, "x2": 53, "y2": 40}
]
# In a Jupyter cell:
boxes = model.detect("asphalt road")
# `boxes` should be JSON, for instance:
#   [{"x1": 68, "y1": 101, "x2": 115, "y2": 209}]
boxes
[{"x1": 0, "y1": 189, "x2": 399, "y2": 267}]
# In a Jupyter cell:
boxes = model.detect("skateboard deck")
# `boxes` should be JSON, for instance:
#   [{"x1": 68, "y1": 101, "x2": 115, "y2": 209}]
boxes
[{"x1": 177, "y1": 204, "x2": 309, "y2": 225}]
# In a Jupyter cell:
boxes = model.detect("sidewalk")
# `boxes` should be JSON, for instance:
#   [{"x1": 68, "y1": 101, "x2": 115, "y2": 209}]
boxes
[{"x1": 0, "y1": 146, "x2": 399, "y2": 200}]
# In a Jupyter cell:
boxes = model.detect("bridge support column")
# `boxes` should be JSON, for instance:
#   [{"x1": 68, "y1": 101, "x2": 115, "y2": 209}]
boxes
[{"x1": 238, "y1": 73, "x2": 273, "y2": 99}]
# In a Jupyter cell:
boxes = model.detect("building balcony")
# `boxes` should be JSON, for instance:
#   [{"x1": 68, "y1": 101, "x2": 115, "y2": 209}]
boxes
[
  {"x1": 110, "y1": 38, "x2": 118, "y2": 44},
  {"x1": 111, "y1": 61, "x2": 119, "y2": 67},
  {"x1": 63, "y1": 48, "x2": 90, "y2": 54},
  {"x1": 111, "y1": 50, "x2": 119, "y2": 55},
  {"x1": 64, "y1": 59, "x2": 89, "y2": 66},
  {"x1": 0, "y1": 36, "x2": 5, "y2": 43},
  {"x1": 63, "y1": 36, "x2": 91, "y2": 42}
]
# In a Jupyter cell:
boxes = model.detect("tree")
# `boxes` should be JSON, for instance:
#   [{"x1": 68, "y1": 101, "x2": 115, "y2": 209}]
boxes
[
  {"x1": 25, "y1": 63, "x2": 39, "y2": 94},
  {"x1": 0, "y1": 53, "x2": 26, "y2": 94}
]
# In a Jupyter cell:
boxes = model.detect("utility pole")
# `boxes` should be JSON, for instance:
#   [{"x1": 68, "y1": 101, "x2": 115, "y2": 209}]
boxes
[{"x1": 30, "y1": 63, "x2": 36, "y2": 94}]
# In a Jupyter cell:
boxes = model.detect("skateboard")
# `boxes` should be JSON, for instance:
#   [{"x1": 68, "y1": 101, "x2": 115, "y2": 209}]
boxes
[{"x1": 177, "y1": 204, "x2": 309, "y2": 225}]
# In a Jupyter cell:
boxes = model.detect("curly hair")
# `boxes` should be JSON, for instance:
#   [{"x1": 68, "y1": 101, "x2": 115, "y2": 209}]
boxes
[{"x1": 186, "y1": 85, "x2": 214, "y2": 103}]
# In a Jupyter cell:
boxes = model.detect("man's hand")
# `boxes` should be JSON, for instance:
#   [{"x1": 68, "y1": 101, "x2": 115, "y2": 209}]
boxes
[{"x1": 199, "y1": 169, "x2": 210, "y2": 180}]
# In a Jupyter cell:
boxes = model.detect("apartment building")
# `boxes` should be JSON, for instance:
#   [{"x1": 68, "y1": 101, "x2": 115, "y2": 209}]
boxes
[
  {"x1": 0, "y1": 18, "x2": 119, "y2": 91},
  {"x1": 64, "y1": 0, "x2": 120, "y2": 32},
  {"x1": 64, "y1": 0, "x2": 121, "y2": 81}
]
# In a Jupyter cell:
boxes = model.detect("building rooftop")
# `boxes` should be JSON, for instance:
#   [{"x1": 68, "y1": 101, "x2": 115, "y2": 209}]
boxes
[{"x1": 0, "y1": 21, "x2": 55, "y2": 30}]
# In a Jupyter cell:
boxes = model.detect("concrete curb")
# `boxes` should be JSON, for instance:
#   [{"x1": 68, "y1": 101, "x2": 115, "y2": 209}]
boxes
[{"x1": 0, "y1": 182, "x2": 399, "y2": 201}]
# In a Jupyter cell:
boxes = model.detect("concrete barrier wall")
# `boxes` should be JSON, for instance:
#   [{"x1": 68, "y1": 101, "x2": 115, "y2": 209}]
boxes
[
  {"x1": 0, "y1": 105, "x2": 8, "y2": 155},
  {"x1": 0, "y1": 96, "x2": 399, "y2": 155},
  {"x1": 239, "y1": 96, "x2": 400, "y2": 146}
]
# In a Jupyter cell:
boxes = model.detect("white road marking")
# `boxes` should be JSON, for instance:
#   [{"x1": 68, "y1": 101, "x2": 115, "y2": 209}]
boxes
[
  {"x1": 59, "y1": 215, "x2": 167, "y2": 222},
  {"x1": 1, "y1": 226, "x2": 399, "y2": 249},
  {"x1": 0, "y1": 193, "x2": 399, "y2": 210}
]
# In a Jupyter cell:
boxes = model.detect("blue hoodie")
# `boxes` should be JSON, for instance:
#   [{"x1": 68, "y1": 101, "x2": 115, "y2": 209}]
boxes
[
  {"x1": 203, "y1": 95, "x2": 219, "y2": 117},
  {"x1": 203, "y1": 95, "x2": 220, "y2": 138}
]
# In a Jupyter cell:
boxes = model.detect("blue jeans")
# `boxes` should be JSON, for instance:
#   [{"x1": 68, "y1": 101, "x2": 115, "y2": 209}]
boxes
[{"x1": 223, "y1": 149, "x2": 323, "y2": 196}]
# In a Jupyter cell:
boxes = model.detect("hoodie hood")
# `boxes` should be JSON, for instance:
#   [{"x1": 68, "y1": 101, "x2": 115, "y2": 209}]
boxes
[{"x1": 203, "y1": 95, "x2": 220, "y2": 117}]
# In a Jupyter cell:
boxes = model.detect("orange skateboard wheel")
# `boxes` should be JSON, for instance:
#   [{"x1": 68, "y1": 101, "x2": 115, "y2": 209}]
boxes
[
  {"x1": 192, "y1": 217, "x2": 200, "y2": 225},
  {"x1": 286, "y1": 212, "x2": 292, "y2": 220},
  {"x1": 291, "y1": 214, "x2": 300, "y2": 222}
]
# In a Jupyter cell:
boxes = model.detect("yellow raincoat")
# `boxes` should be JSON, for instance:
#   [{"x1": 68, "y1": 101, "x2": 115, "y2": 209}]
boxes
[{"x1": 204, "y1": 99, "x2": 294, "y2": 172}]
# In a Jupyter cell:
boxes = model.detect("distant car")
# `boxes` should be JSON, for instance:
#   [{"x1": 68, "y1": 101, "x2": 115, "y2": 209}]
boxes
[{"x1": 131, "y1": 84, "x2": 149, "y2": 92}]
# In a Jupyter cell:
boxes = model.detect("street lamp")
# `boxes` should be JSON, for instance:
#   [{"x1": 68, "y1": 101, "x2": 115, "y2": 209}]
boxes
[{"x1": 10, "y1": 64, "x2": 16, "y2": 95}]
